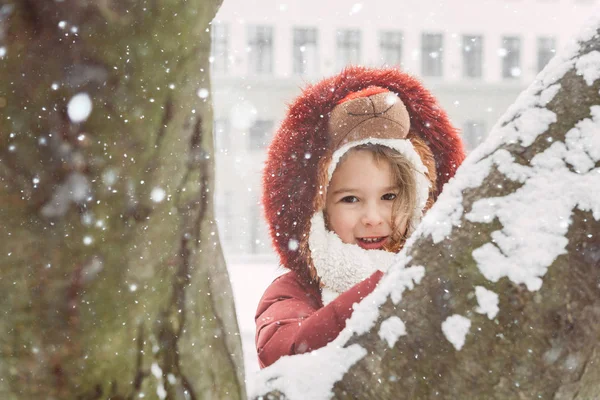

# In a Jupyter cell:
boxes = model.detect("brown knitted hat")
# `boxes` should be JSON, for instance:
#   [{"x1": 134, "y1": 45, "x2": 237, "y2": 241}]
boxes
[{"x1": 328, "y1": 87, "x2": 411, "y2": 151}]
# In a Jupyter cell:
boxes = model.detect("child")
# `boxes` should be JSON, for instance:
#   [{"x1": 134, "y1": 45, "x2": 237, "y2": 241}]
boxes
[{"x1": 255, "y1": 67, "x2": 465, "y2": 368}]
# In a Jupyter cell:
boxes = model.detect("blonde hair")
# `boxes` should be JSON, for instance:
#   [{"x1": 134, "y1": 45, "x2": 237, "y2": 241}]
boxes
[{"x1": 339, "y1": 136, "x2": 437, "y2": 253}]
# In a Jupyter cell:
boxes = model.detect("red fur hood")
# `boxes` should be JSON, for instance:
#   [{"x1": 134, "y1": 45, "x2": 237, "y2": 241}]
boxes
[{"x1": 262, "y1": 66, "x2": 465, "y2": 283}]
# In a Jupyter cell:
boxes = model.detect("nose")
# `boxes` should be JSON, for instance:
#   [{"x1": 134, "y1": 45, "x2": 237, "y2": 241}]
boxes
[{"x1": 360, "y1": 203, "x2": 384, "y2": 226}]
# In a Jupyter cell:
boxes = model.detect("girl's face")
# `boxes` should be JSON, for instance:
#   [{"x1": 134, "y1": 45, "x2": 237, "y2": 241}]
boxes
[{"x1": 325, "y1": 150, "x2": 408, "y2": 251}]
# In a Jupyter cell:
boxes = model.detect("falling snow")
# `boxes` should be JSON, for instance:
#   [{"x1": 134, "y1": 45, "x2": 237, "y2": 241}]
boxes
[
  {"x1": 150, "y1": 187, "x2": 166, "y2": 203},
  {"x1": 287, "y1": 239, "x2": 299, "y2": 251},
  {"x1": 67, "y1": 93, "x2": 93, "y2": 123},
  {"x1": 197, "y1": 88, "x2": 210, "y2": 98}
]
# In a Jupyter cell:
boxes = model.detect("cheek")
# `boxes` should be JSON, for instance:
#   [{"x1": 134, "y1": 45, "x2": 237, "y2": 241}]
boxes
[
  {"x1": 379, "y1": 204, "x2": 394, "y2": 227},
  {"x1": 326, "y1": 207, "x2": 343, "y2": 231},
  {"x1": 326, "y1": 207, "x2": 357, "y2": 240},
  {"x1": 394, "y1": 214, "x2": 409, "y2": 232}
]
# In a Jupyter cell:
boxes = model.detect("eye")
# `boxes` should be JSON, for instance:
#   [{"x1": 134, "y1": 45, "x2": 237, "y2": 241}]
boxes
[
  {"x1": 382, "y1": 193, "x2": 397, "y2": 201},
  {"x1": 340, "y1": 195, "x2": 359, "y2": 203}
]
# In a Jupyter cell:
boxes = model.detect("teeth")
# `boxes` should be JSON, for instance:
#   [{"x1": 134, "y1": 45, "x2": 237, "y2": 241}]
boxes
[{"x1": 362, "y1": 237, "x2": 382, "y2": 243}]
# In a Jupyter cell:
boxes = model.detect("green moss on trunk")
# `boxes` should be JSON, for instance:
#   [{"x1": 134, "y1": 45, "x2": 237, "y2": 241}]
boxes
[{"x1": 0, "y1": 1, "x2": 244, "y2": 398}]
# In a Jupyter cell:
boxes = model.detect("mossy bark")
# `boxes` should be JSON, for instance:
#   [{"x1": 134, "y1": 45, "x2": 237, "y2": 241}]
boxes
[{"x1": 0, "y1": 1, "x2": 245, "y2": 399}]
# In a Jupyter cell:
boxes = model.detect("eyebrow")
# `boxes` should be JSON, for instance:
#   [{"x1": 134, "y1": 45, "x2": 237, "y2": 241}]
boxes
[
  {"x1": 331, "y1": 185, "x2": 398, "y2": 196},
  {"x1": 331, "y1": 188, "x2": 356, "y2": 196}
]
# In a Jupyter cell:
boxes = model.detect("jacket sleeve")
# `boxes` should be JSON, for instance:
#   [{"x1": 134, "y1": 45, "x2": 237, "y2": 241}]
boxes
[{"x1": 255, "y1": 270, "x2": 383, "y2": 368}]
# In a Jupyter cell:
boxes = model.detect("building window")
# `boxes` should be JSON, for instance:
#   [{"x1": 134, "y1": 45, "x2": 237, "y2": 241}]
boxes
[
  {"x1": 421, "y1": 33, "x2": 444, "y2": 77},
  {"x1": 501, "y1": 36, "x2": 521, "y2": 79},
  {"x1": 210, "y1": 22, "x2": 229, "y2": 74},
  {"x1": 537, "y1": 37, "x2": 556, "y2": 72},
  {"x1": 293, "y1": 27, "x2": 319, "y2": 75},
  {"x1": 248, "y1": 25, "x2": 273, "y2": 75},
  {"x1": 213, "y1": 118, "x2": 230, "y2": 153},
  {"x1": 463, "y1": 120, "x2": 486, "y2": 150},
  {"x1": 379, "y1": 31, "x2": 403, "y2": 67},
  {"x1": 462, "y1": 35, "x2": 483, "y2": 78},
  {"x1": 336, "y1": 29, "x2": 361, "y2": 70},
  {"x1": 249, "y1": 120, "x2": 274, "y2": 149}
]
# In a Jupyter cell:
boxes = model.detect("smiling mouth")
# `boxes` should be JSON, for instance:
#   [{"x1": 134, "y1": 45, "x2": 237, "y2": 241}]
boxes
[{"x1": 356, "y1": 236, "x2": 388, "y2": 250}]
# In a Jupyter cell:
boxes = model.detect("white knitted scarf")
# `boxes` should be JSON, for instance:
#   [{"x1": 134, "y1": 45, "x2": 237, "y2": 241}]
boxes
[{"x1": 308, "y1": 212, "x2": 397, "y2": 304}]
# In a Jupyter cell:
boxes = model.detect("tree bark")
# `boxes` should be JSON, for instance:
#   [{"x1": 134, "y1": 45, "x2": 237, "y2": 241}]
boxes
[
  {"x1": 255, "y1": 19, "x2": 600, "y2": 400},
  {"x1": 0, "y1": 1, "x2": 245, "y2": 399}
]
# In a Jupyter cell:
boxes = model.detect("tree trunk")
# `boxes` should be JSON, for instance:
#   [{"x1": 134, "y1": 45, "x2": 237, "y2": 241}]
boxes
[
  {"x1": 254, "y1": 18, "x2": 600, "y2": 400},
  {"x1": 0, "y1": 1, "x2": 245, "y2": 399}
]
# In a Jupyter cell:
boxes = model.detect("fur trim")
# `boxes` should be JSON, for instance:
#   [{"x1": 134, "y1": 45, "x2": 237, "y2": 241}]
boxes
[{"x1": 262, "y1": 66, "x2": 465, "y2": 280}]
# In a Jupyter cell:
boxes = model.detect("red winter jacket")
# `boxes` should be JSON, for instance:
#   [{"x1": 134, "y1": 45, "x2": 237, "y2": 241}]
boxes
[{"x1": 255, "y1": 269, "x2": 383, "y2": 368}]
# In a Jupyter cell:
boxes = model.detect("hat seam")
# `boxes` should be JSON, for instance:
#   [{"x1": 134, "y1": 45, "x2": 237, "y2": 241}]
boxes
[{"x1": 335, "y1": 115, "x2": 408, "y2": 147}]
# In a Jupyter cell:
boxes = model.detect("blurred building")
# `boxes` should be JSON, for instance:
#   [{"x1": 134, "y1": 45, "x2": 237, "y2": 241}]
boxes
[{"x1": 210, "y1": 0, "x2": 598, "y2": 260}]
